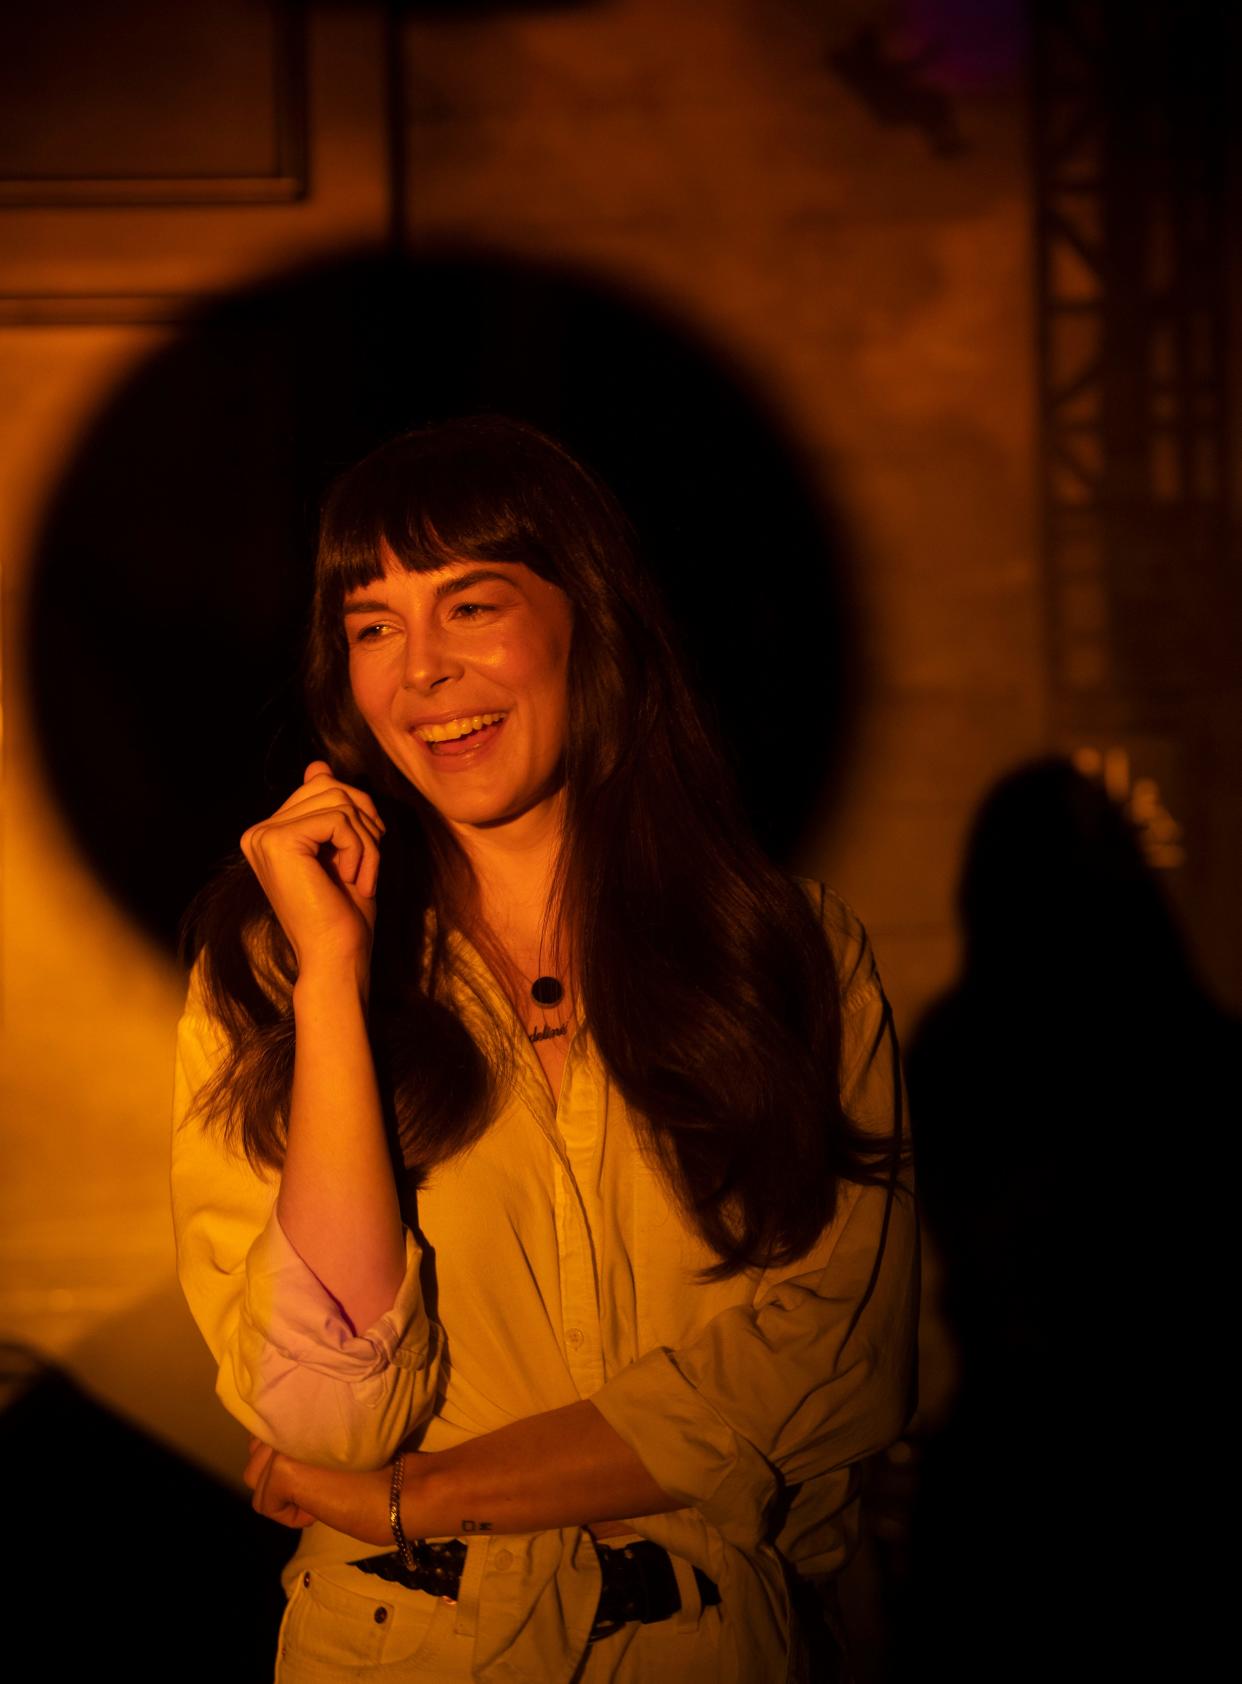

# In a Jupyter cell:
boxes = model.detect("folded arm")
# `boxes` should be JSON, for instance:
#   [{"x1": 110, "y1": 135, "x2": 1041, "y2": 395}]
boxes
[
  {"x1": 171, "y1": 975, "x2": 443, "y2": 1469},
  {"x1": 590, "y1": 968, "x2": 919, "y2": 1550},
  {"x1": 249, "y1": 1398, "x2": 681, "y2": 1543}
]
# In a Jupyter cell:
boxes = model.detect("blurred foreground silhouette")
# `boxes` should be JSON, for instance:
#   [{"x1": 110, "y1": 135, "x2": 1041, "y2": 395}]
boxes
[{"x1": 1, "y1": 1345, "x2": 294, "y2": 1681}]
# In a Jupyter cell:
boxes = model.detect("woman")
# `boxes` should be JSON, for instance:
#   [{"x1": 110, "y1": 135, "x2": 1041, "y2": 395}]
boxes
[{"x1": 172, "y1": 415, "x2": 917, "y2": 1684}]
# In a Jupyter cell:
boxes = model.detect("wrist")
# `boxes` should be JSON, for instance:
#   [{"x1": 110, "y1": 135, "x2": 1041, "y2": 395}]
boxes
[
  {"x1": 291, "y1": 1459, "x2": 391, "y2": 1546},
  {"x1": 293, "y1": 959, "x2": 370, "y2": 1012},
  {"x1": 389, "y1": 1455, "x2": 417, "y2": 1566},
  {"x1": 398, "y1": 1452, "x2": 458, "y2": 1543}
]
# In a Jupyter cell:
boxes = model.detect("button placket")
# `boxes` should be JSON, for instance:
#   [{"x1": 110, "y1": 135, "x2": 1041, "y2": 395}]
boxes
[{"x1": 554, "y1": 1049, "x2": 607, "y2": 1392}]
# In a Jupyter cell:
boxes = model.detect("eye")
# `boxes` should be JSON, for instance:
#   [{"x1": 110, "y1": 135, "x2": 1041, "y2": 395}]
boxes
[
  {"x1": 449, "y1": 600, "x2": 498, "y2": 621},
  {"x1": 350, "y1": 621, "x2": 393, "y2": 644}
]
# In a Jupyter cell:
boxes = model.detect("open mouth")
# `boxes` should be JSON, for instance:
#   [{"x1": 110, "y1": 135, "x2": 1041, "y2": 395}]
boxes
[{"x1": 413, "y1": 712, "x2": 508, "y2": 756}]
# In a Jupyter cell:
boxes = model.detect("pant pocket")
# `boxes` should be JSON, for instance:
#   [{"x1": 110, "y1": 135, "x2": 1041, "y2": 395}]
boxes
[{"x1": 276, "y1": 1567, "x2": 443, "y2": 1681}]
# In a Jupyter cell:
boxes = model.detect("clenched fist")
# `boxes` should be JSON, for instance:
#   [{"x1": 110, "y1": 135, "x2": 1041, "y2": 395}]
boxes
[{"x1": 240, "y1": 761, "x2": 385, "y2": 982}]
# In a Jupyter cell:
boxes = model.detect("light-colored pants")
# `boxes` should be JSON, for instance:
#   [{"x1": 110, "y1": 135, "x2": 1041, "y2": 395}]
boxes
[{"x1": 274, "y1": 1552, "x2": 725, "y2": 1682}]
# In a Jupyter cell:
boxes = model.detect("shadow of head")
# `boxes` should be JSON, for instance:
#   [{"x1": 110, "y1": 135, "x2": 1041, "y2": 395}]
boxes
[{"x1": 28, "y1": 249, "x2": 862, "y2": 948}]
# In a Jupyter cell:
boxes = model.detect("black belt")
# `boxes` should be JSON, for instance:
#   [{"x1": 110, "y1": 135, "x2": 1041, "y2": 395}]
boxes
[{"x1": 350, "y1": 1536, "x2": 721, "y2": 1642}]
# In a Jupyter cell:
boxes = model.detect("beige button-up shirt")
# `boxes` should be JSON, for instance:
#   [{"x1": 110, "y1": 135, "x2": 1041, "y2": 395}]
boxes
[{"x1": 171, "y1": 887, "x2": 918, "y2": 1683}]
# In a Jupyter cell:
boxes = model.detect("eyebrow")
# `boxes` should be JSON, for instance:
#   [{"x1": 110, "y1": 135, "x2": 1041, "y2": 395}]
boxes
[{"x1": 342, "y1": 567, "x2": 521, "y2": 615}]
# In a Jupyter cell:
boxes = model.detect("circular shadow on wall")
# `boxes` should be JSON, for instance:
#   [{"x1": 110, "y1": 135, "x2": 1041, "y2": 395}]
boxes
[{"x1": 28, "y1": 250, "x2": 865, "y2": 952}]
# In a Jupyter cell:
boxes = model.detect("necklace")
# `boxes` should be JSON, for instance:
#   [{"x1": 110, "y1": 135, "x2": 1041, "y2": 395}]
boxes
[{"x1": 528, "y1": 974, "x2": 567, "y2": 1044}]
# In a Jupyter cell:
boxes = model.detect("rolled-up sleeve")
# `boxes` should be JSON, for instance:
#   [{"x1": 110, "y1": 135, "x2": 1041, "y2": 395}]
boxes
[
  {"x1": 590, "y1": 898, "x2": 918, "y2": 1550},
  {"x1": 170, "y1": 973, "x2": 444, "y2": 1470}
]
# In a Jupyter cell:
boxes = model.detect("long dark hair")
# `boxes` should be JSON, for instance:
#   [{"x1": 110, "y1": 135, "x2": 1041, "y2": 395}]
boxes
[{"x1": 185, "y1": 415, "x2": 893, "y2": 1277}]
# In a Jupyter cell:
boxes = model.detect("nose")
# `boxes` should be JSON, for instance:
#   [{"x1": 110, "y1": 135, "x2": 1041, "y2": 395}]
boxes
[{"x1": 401, "y1": 620, "x2": 464, "y2": 694}]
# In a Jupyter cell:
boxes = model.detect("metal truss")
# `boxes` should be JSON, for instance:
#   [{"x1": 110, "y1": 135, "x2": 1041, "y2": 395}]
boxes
[{"x1": 1031, "y1": 0, "x2": 1229, "y2": 736}]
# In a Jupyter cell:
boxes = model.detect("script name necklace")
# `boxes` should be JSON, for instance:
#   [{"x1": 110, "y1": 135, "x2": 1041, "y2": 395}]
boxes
[{"x1": 528, "y1": 974, "x2": 567, "y2": 1043}]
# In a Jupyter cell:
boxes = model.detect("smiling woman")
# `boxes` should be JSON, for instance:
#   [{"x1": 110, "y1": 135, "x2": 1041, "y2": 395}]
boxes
[
  {"x1": 343, "y1": 555, "x2": 573, "y2": 829},
  {"x1": 171, "y1": 415, "x2": 917, "y2": 1684}
]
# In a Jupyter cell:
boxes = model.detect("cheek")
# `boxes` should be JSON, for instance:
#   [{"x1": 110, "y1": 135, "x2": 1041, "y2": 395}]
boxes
[
  {"x1": 532, "y1": 612, "x2": 573, "y2": 688},
  {"x1": 542, "y1": 630, "x2": 572, "y2": 723},
  {"x1": 520, "y1": 636, "x2": 570, "y2": 720},
  {"x1": 347, "y1": 660, "x2": 390, "y2": 727},
  {"x1": 537, "y1": 664, "x2": 571, "y2": 759},
  {"x1": 485, "y1": 630, "x2": 568, "y2": 696}
]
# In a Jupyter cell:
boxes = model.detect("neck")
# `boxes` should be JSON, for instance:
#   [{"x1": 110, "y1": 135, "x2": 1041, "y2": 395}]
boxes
[{"x1": 449, "y1": 792, "x2": 565, "y2": 955}]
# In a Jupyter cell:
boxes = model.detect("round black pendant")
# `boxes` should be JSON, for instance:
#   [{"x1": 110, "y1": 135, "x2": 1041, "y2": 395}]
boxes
[{"x1": 530, "y1": 975, "x2": 564, "y2": 1008}]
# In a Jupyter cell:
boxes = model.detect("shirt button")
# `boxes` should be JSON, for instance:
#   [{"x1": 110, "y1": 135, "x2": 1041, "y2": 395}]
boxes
[
  {"x1": 566, "y1": 1327, "x2": 584, "y2": 1347},
  {"x1": 302, "y1": 1572, "x2": 311, "y2": 1588},
  {"x1": 374, "y1": 1607, "x2": 388, "y2": 1624},
  {"x1": 493, "y1": 1549, "x2": 513, "y2": 1570}
]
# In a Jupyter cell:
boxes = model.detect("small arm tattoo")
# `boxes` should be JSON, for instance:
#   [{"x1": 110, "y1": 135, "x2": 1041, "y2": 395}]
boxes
[{"x1": 461, "y1": 1519, "x2": 494, "y2": 1533}]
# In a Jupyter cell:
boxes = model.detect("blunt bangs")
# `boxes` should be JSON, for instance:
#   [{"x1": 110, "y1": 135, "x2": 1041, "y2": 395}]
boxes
[{"x1": 315, "y1": 420, "x2": 571, "y2": 614}]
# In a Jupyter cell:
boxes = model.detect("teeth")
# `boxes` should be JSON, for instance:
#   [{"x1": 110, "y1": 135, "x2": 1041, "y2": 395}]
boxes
[{"x1": 415, "y1": 711, "x2": 506, "y2": 743}]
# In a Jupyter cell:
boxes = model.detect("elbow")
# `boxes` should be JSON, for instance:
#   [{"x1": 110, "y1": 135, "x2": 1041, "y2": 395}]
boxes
[
  {"x1": 222, "y1": 1325, "x2": 444, "y2": 1470},
  {"x1": 861, "y1": 1385, "x2": 914, "y2": 1463},
  {"x1": 264, "y1": 1420, "x2": 418, "y2": 1473},
  {"x1": 779, "y1": 1343, "x2": 916, "y2": 1485},
  {"x1": 271, "y1": 1401, "x2": 433, "y2": 1473},
  {"x1": 846, "y1": 1342, "x2": 918, "y2": 1463}
]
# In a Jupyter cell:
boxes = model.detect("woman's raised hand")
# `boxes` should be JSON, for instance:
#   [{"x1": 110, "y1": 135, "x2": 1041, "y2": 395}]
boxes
[{"x1": 240, "y1": 760, "x2": 385, "y2": 981}]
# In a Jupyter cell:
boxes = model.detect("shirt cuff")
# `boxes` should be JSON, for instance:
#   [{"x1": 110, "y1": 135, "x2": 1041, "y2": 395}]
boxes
[{"x1": 591, "y1": 1347, "x2": 778, "y2": 1550}]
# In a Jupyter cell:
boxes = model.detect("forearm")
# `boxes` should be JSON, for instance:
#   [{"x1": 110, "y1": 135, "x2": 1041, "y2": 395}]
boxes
[
  {"x1": 283, "y1": 1401, "x2": 681, "y2": 1544},
  {"x1": 277, "y1": 966, "x2": 406, "y2": 1333},
  {"x1": 408, "y1": 1400, "x2": 680, "y2": 1537}
]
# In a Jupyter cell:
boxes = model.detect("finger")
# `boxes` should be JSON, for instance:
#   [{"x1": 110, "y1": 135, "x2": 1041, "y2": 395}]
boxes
[
  {"x1": 263, "y1": 811, "x2": 382, "y2": 902},
  {"x1": 268, "y1": 787, "x2": 385, "y2": 844},
  {"x1": 250, "y1": 1453, "x2": 314, "y2": 1530},
  {"x1": 300, "y1": 760, "x2": 380, "y2": 820},
  {"x1": 252, "y1": 809, "x2": 369, "y2": 881},
  {"x1": 352, "y1": 844, "x2": 382, "y2": 903},
  {"x1": 263, "y1": 1502, "x2": 316, "y2": 1532},
  {"x1": 346, "y1": 805, "x2": 384, "y2": 850},
  {"x1": 277, "y1": 779, "x2": 386, "y2": 835},
  {"x1": 317, "y1": 813, "x2": 366, "y2": 886},
  {"x1": 250, "y1": 1444, "x2": 281, "y2": 1514},
  {"x1": 243, "y1": 1440, "x2": 274, "y2": 1492},
  {"x1": 332, "y1": 813, "x2": 382, "y2": 894}
]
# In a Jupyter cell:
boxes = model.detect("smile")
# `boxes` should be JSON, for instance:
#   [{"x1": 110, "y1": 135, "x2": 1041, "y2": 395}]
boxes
[
  {"x1": 410, "y1": 712, "x2": 510, "y2": 760},
  {"x1": 413, "y1": 711, "x2": 508, "y2": 744}
]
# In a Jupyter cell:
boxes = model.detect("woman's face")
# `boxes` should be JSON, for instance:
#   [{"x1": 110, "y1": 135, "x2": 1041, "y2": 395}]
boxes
[{"x1": 343, "y1": 544, "x2": 573, "y2": 831}]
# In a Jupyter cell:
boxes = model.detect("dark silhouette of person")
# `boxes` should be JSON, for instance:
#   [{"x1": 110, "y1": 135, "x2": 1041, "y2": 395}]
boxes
[{"x1": 894, "y1": 755, "x2": 1236, "y2": 1681}]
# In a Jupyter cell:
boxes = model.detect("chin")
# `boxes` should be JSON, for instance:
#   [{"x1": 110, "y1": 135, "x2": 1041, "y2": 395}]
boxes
[
  {"x1": 402, "y1": 780, "x2": 521, "y2": 827},
  {"x1": 434, "y1": 782, "x2": 563, "y2": 832}
]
